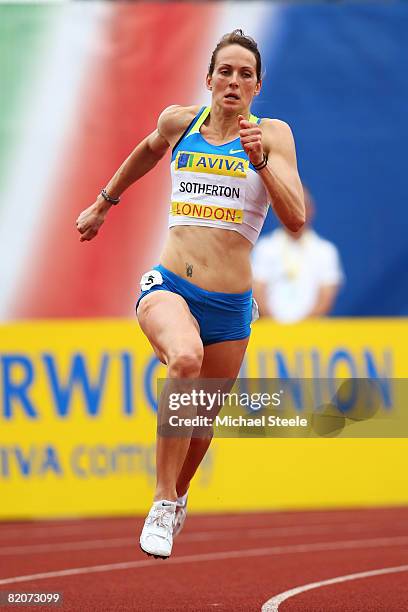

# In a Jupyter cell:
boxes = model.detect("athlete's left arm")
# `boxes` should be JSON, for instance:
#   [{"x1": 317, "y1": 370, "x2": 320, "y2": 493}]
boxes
[
  {"x1": 239, "y1": 116, "x2": 305, "y2": 232},
  {"x1": 260, "y1": 120, "x2": 305, "y2": 232}
]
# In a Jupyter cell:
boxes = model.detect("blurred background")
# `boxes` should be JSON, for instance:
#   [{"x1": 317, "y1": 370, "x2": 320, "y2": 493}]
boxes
[{"x1": 0, "y1": 1, "x2": 407, "y2": 520}]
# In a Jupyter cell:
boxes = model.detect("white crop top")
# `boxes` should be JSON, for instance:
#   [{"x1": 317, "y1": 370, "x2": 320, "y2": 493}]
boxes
[{"x1": 168, "y1": 106, "x2": 269, "y2": 245}]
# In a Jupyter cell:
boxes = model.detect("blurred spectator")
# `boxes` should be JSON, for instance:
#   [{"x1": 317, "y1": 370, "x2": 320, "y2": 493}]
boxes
[{"x1": 252, "y1": 187, "x2": 344, "y2": 322}]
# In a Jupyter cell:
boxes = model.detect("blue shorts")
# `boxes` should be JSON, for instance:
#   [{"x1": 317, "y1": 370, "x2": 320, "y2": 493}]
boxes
[{"x1": 136, "y1": 264, "x2": 256, "y2": 346}]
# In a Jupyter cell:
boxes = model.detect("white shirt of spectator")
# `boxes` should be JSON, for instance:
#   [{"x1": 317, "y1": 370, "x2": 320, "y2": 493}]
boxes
[{"x1": 252, "y1": 228, "x2": 344, "y2": 323}]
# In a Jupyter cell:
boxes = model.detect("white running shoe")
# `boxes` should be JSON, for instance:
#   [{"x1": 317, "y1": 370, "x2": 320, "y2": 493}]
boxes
[
  {"x1": 173, "y1": 492, "x2": 188, "y2": 538},
  {"x1": 139, "y1": 500, "x2": 176, "y2": 559}
]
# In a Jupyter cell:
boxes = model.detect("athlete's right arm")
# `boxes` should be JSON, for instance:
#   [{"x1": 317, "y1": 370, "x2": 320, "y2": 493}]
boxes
[{"x1": 76, "y1": 105, "x2": 197, "y2": 242}]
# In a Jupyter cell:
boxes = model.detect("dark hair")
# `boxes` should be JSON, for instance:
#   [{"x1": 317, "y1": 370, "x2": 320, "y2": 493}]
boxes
[{"x1": 208, "y1": 29, "x2": 262, "y2": 82}]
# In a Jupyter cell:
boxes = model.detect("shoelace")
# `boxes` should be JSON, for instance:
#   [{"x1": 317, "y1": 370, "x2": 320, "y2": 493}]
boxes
[{"x1": 147, "y1": 507, "x2": 173, "y2": 530}]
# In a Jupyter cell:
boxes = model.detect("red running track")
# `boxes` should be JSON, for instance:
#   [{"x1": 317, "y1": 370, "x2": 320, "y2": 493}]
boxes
[{"x1": 0, "y1": 506, "x2": 408, "y2": 611}]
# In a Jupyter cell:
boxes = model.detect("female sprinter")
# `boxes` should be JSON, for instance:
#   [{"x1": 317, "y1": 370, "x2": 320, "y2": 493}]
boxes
[{"x1": 76, "y1": 30, "x2": 305, "y2": 559}]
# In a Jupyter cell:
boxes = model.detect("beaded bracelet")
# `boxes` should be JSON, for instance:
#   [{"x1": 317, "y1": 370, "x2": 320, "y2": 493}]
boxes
[{"x1": 101, "y1": 188, "x2": 120, "y2": 205}]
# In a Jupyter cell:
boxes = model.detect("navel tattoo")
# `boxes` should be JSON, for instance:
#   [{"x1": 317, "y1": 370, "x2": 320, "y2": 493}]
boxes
[{"x1": 186, "y1": 263, "x2": 193, "y2": 277}]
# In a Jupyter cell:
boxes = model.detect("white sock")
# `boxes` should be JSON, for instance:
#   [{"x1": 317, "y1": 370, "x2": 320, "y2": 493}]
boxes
[{"x1": 176, "y1": 492, "x2": 188, "y2": 507}]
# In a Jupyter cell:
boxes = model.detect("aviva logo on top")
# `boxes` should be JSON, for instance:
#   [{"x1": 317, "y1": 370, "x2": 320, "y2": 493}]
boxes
[{"x1": 176, "y1": 151, "x2": 248, "y2": 178}]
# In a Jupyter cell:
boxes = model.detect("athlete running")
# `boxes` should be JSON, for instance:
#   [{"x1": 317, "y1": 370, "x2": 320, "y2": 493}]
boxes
[{"x1": 76, "y1": 30, "x2": 305, "y2": 559}]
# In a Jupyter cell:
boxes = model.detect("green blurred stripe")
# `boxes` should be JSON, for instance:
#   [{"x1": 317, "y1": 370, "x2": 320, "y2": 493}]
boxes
[{"x1": 0, "y1": 5, "x2": 57, "y2": 191}]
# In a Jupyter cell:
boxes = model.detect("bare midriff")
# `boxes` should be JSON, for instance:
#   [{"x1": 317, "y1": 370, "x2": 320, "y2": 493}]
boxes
[{"x1": 160, "y1": 226, "x2": 253, "y2": 293}]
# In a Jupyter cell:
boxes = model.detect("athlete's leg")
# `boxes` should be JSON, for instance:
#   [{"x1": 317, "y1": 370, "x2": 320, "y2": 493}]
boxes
[
  {"x1": 176, "y1": 336, "x2": 249, "y2": 496},
  {"x1": 137, "y1": 290, "x2": 204, "y2": 502}
]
